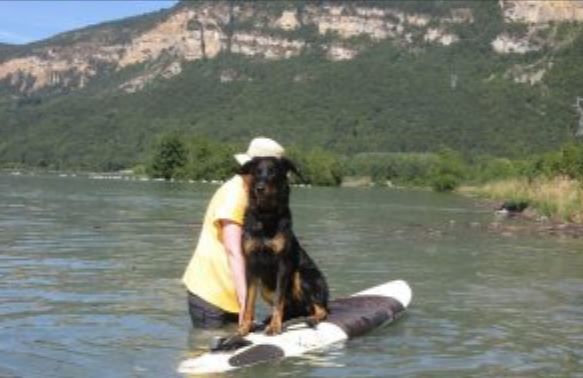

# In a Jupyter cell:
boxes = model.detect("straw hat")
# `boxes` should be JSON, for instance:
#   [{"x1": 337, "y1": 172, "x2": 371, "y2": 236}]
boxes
[{"x1": 234, "y1": 137, "x2": 285, "y2": 165}]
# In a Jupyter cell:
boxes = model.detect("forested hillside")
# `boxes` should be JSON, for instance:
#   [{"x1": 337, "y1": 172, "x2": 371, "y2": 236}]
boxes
[{"x1": 1, "y1": 1, "x2": 582, "y2": 170}]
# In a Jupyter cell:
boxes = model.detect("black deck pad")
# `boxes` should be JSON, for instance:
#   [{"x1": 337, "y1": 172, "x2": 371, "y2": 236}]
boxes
[
  {"x1": 228, "y1": 344, "x2": 285, "y2": 367},
  {"x1": 210, "y1": 335, "x2": 252, "y2": 351},
  {"x1": 326, "y1": 295, "x2": 405, "y2": 338}
]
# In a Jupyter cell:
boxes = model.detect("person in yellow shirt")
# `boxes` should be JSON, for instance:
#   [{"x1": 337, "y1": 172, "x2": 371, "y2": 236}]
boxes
[{"x1": 182, "y1": 137, "x2": 286, "y2": 328}]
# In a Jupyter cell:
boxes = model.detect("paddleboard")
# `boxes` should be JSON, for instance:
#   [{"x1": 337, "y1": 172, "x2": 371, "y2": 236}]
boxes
[{"x1": 178, "y1": 279, "x2": 412, "y2": 375}]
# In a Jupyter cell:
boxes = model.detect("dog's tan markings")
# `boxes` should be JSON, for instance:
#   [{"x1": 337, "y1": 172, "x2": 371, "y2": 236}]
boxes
[
  {"x1": 266, "y1": 301, "x2": 284, "y2": 335},
  {"x1": 260, "y1": 287, "x2": 274, "y2": 306},
  {"x1": 243, "y1": 238, "x2": 260, "y2": 256},
  {"x1": 264, "y1": 183, "x2": 276, "y2": 196},
  {"x1": 238, "y1": 279, "x2": 258, "y2": 336},
  {"x1": 241, "y1": 174, "x2": 253, "y2": 190},
  {"x1": 266, "y1": 232, "x2": 287, "y2": 254},
  {"x1": 311, "y1": 303, "x2": 328, "y2": 322},
  {"x1": 291, "y1": 272, "x2": 303, "y2": 301}
]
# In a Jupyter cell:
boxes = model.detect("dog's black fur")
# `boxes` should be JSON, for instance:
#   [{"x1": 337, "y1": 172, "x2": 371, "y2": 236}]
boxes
[{"x1": 237, "y1": 157, "x2": 329, "y2": 336}]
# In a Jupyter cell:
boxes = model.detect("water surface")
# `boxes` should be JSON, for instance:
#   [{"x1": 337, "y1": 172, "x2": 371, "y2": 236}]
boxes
[{"x1": 1, "y1": 174, "x2": 582, "y2": 377}]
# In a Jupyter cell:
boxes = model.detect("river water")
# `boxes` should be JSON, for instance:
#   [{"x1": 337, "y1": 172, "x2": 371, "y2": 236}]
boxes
[{"x1": 1, "y1": 174, "x2": 582, "y2": 377}]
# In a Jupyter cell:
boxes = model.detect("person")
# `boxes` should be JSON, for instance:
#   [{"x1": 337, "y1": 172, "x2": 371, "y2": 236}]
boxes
[{"x1": 182, "y1": 137, "x2": 286, "y2": 328}]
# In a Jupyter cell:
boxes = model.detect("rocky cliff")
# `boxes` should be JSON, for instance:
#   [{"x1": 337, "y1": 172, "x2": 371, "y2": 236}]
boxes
[
  {"x1": 501, "y1": 0, "x2": 583, "y2": 23},
  {"x1": 2, "y1": 0, "x2": 582, "y2": 95}
]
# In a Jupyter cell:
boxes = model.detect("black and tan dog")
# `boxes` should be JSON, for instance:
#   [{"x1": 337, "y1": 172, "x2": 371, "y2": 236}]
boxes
[{"x1": 238, "y1": 157, "x2": 329, "y2": 336}]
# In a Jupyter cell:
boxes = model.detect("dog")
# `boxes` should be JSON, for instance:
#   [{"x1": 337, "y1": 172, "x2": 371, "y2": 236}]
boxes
[{"x1": 237, "y1": 156, "x2": 329, "y2": 336}]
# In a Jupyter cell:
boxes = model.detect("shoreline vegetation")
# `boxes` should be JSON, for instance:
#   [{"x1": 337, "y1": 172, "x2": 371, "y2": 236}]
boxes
[
  {"x1": 456, "y1": 142, "x2": 583, "y2": 228},
  {"x1": 4, "y1": 133, "x2": 583, "y2": 231},
  {"x1": 142, "y1": 134, "x2": 583, "y2": 224},
  {"x1": 460, "y1": 176, "x2": 583, "y2": 224}
]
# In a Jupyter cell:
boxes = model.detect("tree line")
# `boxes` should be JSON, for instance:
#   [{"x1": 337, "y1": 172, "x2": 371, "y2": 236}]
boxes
[{"x1": 145, "y1": 133, "x2": 583, "y2": 191}]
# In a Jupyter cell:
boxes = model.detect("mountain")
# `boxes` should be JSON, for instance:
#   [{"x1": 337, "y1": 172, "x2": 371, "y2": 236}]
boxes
[
  {"x1": 0, "y1": 43, "x2": 19, "y2": 58},
  {"x1": 1, "y1": 0, "x2": 583, "y2": 170}
]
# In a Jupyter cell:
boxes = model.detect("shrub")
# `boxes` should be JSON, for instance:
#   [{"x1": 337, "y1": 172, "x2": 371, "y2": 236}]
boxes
[
  {"x1": 287, "y1": 146, "x2": 342, "y2": 186},
  {"x1": 344, "y1": 152, "x2": 439, "y2": 186},
  {"x1": 472, "y1": 156, "x2": 520, "y2": 182},
  {"x1": 183, "y1": 137, "x2": 237, "y2": 181},
  {"x1": 431, "y1": 173, "x2": 460, "y2": 192},
  {"x1": 557, "y1": 143, "x2": 583, "y2": 180},
  {"x1": 147, "y1": 133, "x2": 187, "y2": 180},
  {"x1": 429, "y1": 148, "x2": 468, "y2": 192}
]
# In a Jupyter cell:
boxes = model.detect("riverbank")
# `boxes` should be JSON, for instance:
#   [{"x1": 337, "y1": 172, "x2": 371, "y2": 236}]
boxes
[{"x1": 460, "y1": 176, "x2": 583, "y2": 238}]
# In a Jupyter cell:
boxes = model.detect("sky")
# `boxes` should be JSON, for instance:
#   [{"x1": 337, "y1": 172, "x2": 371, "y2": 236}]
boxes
[{"x1": 0, "y1": 0, "x2": 178, "y2": 45}]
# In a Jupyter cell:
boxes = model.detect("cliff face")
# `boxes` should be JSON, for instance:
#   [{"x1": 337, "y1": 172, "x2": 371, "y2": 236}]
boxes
[
  {"x1": 492, "y1": 0, "x2": 583, "y2": 54},
  {"x1": 0, "y1": 0, "x2": 582, "y2": 96},
  {"x1": 0, "y1": 2, "x2": 472, "y2": 93},
  {"x1": 500, "y1": 0, "x2": 583, "y2": 23}
]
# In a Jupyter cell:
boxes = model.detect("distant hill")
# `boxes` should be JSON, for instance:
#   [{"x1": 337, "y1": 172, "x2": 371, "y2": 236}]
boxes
[
  {"x1": 0, "y1": 43, "x2": 19, "y2": 58},
  {"x1": 1, "y1": 0, "x2": 583, "y2": 170}
]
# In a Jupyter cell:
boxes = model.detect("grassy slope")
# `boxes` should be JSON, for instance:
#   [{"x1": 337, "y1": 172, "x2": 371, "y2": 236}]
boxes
[{"x1": 460, "y1": 176, "x2": 583, "y2": 223}]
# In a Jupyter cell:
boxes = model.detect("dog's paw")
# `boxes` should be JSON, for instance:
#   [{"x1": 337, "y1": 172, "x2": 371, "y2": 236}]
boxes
[
  {"x1": 264, "y1": 323, "x2": 282, "y2": 336},
  {"x1": 238, "y1": 323, "x2": 252, "y2": 336},
  {"x1": 250, "y1": 321, "x2": 265, "y2": 332}
]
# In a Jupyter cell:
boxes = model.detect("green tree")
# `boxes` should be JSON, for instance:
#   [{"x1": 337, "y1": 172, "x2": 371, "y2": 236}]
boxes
[
  {"x1": 183, "y1": 137, "x2": 238, "y2": 181},
  {"x1": 430, "y1": 147, "x2": 468, "y2": 192},
  {"x1": 473, "y1": 156, "x2": 520, "y2": 182},
  {"x1": 147, "y1": 133, "x2": 187, "y2": 180},
  {"x1": 557, "y1": 142, "x2": 583, "y2": 180},
  {"x1": 287, "y1": 147, "x2": 342, "y2": 186}
]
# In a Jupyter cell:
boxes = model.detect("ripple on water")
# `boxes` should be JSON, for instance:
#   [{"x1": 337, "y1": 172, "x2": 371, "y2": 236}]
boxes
[{"x1": 1, "y1": 175, "x2": 583, "y2": 377}]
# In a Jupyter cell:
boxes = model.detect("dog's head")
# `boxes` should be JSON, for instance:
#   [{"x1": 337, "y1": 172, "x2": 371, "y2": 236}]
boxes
[{"x1": 239, "y1": 157, "x2": 302, "y2": 211}]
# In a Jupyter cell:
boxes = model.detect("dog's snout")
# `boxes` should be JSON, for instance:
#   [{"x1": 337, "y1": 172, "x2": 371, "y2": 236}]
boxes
[{"x1": 255, "y1": 183, "x2": 266, "y2": 193}]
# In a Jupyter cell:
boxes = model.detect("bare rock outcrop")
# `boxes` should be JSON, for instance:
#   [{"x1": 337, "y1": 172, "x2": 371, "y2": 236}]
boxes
[{"x1": 1, "y1": 1, "x2": 581, "y2": 94}]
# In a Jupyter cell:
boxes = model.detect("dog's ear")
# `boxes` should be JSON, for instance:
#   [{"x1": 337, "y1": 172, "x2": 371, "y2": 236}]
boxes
[
  {"x1": 281, "y1": 157, "x2": 305, "y2": 183},
  {"x1": 238, "y1": 159, "x2": 255, "y2": 176}
]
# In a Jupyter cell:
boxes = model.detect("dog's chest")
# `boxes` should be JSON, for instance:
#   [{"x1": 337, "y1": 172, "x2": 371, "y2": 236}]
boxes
[
  {"x1": 244, "y1": 234, "x2": 284, "y2": 287},
  {"x1": 243, "y1": 221, "x2": 288, "y2": 271},
  {"x1": 244, "y1": 229, "x2": 285, "y2": 255}
]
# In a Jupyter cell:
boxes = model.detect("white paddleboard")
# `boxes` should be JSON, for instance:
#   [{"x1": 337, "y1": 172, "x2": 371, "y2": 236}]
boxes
[{"x1": 178, "y1": 279, "x2": 412, "y2": 375}]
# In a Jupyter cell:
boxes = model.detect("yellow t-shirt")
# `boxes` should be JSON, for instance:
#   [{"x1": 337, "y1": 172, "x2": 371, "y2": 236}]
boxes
[{"x1": 182, "y1": 175, "x2": 248, "y2": 313}]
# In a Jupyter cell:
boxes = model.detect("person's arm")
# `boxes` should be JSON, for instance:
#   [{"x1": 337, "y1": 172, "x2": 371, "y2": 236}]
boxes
[{"x1": 221, "y1": 220, "x2": 247, "y2": 324}]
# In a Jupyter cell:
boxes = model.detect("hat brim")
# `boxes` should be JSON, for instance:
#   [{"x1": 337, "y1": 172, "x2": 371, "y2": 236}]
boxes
[{"x1": 234, "y1": 153, "x2": 251, "y2": 165}]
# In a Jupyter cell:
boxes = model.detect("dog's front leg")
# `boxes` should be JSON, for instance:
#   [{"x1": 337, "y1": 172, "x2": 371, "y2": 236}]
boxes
[
  {"x1": 238, "y1": 278, "x2": 258, "y2": 336},
  {"x1": 266, "y1": 261, "x2": 290, "y2": 336}
]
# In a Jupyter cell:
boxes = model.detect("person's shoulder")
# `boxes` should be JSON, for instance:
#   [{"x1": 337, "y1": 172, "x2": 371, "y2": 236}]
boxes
[
  {"x1": 225, "y1": 175, "x2": 244, "y2": 187},
  {"x1": 211, "y1": 175, "x2": 248, "y2": 219},
  {"x1": 218, "y1": 175, "x2": 245, "y2": 193}
]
